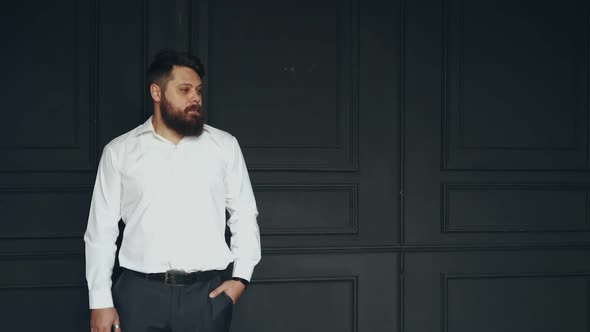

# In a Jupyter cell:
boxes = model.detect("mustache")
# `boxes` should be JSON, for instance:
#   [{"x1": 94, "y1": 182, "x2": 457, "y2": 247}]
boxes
[{"x1": 185, "y1": 105, "x2": 202, "y2": 113}]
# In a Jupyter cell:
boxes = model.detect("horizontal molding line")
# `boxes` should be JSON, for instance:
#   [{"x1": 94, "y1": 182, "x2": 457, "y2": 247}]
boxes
[
  {"x1": 439, "y1": 167, "x2": 590, "y2": 172},
  {"x1": 444, "y1": 272, "x2": 590, "y2": 280},
  {"x1": 249, "y1": 165, "x2": 360, "y2": 172},
  {"x1": 0, "y1": 185, "x2": 93, "y2": 192},
  {"x1": 0, "y1": 232, "x2": 84, "y2": 240},
  {"x1": 4, "y1": 243, "x2": 590, "y2": 259},
  {"x1": 0, "y1": 282, "x2": 87, "y2": 290},
  {"x1": 252, "y1": 276, "x2": 357, "y2": 284},
  {"x1": 0, "y1": 169, "x2": 97, "y2": 174},
  {"x1": 262, "y1": 243, "x2": 590, "y2": 254},
  {"x1": 0, "y1": 252, "x2": 84, "y2": 261}
]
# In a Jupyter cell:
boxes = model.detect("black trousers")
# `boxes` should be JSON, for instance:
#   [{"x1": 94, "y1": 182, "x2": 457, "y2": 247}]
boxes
[{"x1": 112, "y1": 268, "x2": 234, "y2": 332}]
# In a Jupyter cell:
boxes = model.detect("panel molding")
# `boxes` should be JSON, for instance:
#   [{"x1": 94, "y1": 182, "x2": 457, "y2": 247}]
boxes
[
  {"x1": 441, "y1": 272, "x2": 590, "y2": 332},
  {"x1": 441, "y1": 183, "x2": 590, "y2": 233},
  {"x1": 254, "y1": 183, "x2": 359, "y2": 235},
  {"x1": 440, "y1": 0, "x2": 590, "y2": 170},
  {"x1": 251, "y1": 276, "x2": 358, "y2": 332},
  {"x1": 201, "y1": 0, "x2": 360, "y2": 171},
  {"x1": 141, "y1": 0, "x2": 198, "y2": 121},
  {"x1": 0, "y1": 185, "x2": 93, "y2": 239},
  {"x1": 0, "y1": 251, "x2": 85, "y2": 288},
  {"x1": 1, "y1": 0, "x2": 98, "y2": 172},
  {"x1": 1, "y1": 0, "x2": 81, "y2": 151}
]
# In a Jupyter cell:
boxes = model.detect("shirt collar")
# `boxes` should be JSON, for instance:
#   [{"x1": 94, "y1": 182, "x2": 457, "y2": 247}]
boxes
[{"x1": 135, "y1": 115, "x2": 155, "y2": 136}]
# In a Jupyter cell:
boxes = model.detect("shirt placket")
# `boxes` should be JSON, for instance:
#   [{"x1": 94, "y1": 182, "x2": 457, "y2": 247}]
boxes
[{"x1": 167, "y1": 141, "x2": 185, "y2": 269}]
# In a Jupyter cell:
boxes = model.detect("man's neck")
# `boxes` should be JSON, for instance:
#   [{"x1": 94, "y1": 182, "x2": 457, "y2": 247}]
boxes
[{"x1": 152, "y1": 113, "x2": 184, "y2": 145}]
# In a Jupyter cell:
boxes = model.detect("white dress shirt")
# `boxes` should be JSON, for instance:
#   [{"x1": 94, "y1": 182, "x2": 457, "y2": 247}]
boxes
[{"x1": 84, "y1": 116, "x2": 261, "y2": 309}]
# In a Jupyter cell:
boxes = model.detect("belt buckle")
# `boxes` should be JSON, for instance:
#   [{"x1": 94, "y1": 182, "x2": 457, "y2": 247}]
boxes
[{"x1": 164, "y1": 271, "x2": 172, "y2": 285}]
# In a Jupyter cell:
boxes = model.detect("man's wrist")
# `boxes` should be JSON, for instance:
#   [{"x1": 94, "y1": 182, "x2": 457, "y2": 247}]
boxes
[{"x1": 231, "y1": 277, "x2": 249, "y2": 288}]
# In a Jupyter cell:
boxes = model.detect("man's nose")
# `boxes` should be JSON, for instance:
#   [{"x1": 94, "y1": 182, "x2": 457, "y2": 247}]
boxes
[{"x1": 189, "y1": 91, "x2": 201, "y2": 104}]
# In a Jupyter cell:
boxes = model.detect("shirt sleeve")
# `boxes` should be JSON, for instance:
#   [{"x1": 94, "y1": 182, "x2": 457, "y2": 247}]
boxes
[
  {"x1": 224, "y1": 135, "x2": 262, "y2": 281},
  {"x1": 83, "y1": 145, "x2": 122, "y2": 309}
]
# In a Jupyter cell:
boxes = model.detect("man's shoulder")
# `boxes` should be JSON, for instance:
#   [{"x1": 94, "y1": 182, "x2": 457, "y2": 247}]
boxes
[
  {"x1": 103, "y1": 124, "x2": 143, "y2": 152},
  {"x1": 203, "y1": 124, "x2": 236, "y2": 145},
  {"x1": 204, "y1": 124, "x2": 233, "y2": 139}
]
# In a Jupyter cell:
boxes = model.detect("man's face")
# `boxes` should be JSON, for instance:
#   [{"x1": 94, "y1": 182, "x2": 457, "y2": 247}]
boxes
[{"x1": 159, "y1": 65, "x2": 204, "y2": 136}]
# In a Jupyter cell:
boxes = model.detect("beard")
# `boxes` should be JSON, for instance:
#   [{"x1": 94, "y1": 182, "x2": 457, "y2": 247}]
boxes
[{"x1": 160, "y1": 95, "x2": 205, "y2": 137}]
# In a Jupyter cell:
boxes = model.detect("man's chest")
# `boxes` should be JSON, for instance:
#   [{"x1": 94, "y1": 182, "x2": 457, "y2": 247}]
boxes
[{"x1": 120, "y1": 142, "x2": 227, "y2": 200}]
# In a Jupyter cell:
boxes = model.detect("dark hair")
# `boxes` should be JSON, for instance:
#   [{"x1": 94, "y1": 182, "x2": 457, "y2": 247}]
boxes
[{"x1": 147, "y1": 50, "x2": 205, "y2": 90}]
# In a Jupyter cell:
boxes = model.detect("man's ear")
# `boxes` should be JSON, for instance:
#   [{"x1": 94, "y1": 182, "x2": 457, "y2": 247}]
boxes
[{"x1": 150, "y1": 83, "x2": 162, "y2": 102}]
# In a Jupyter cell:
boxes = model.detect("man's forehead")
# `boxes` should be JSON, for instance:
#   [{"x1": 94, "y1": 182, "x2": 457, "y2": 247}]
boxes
[{"x1": 170, "y1": 65, "x2": 201, "y2": 83}]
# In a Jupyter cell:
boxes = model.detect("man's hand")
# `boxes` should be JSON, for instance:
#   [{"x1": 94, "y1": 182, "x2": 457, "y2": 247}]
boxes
[
  {"x1": 209, "y1": 280, "x2": 246, "y2": 304},
  {"x1": 90, "y1": 307, "x2": 121, "y2": 332}
]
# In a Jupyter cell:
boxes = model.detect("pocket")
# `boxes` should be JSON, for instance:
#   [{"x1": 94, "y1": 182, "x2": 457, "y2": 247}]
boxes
[
  {"x1": 221, "y1": 291, "x2": 234, "y2": 305},
  {"x1": 112, "y1": 270, "x2": 127, "y2": 302},
  {"x1": 209, "y1": 286, "x2": 233, "y2": 325}
]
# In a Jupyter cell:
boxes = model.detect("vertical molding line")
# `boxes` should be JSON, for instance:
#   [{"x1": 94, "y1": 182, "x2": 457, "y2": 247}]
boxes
[
  {"x1": 141, "y1": 0, "x2": 149, "y2": 120},
  {"x1": 189, "y1": 0, "x2": 198, "y2": 57},
  {"x1": 586, "y1": 1, "x2": 590, "y2": 169},
  {"x1": 350, "y1": 0, "x2": 360, "y2": 171},
  {"x1": 353, "y1": 275, "x2": 359, "y2": 332},
  {"x1": 441, "y1": 273, "x2": 448, "y2": 332},
  {"x1": 399, "y1": 0, "x2": 407, "y2": 330},
  {"x1": 205, "y1": 0, "x2": 214, "y2": 125},
  {"x1": 73, "y1": 0, "x2": 81, "y2": 148},
  {"x1": 440, "y1": 0, "x2": 449, "y2": 170},
  {"x1": 399, "y1": 251, "x2": 405, "y2": 332},
  {"x1": 90, "y1": 0, "x2": 99, "y2": 167},
  {"x1": 456, "y1": 0, "x2": 465, "y2": 149},
  {"x1": 587, "y1": 276, "x2": 590, "y2": 332},
  {"x1": 399, "y1": 0, "x2": 407, "y2": 247}
]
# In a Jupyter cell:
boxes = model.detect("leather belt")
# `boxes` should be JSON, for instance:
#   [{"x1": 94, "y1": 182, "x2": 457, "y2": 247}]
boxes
[{"x1": 124, "y1": 268, "x2": 220, "y2": 286}]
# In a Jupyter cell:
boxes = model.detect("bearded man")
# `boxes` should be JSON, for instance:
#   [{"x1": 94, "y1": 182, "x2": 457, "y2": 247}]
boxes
[{"x1": 84, "y1": 50, "x2": 261, "y2": 332}]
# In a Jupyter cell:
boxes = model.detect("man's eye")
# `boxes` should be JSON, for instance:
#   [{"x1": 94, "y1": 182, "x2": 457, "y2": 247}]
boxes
[{"x1": 180, "y1": 89, "x2": 189, "y2": 93}]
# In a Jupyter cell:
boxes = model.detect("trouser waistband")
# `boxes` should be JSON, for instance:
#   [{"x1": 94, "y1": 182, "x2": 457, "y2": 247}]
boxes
[{"x1": 122, "y1": 267, "x2": 221, "y2": 286}]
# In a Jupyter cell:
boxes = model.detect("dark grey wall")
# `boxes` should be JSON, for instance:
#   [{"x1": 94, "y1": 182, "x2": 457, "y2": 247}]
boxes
[{"x1": 0, "y1": 0, "x2": 588, "y2": 331}]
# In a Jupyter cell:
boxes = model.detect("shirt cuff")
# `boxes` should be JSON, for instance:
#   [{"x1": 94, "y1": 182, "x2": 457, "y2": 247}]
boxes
[
  {"x1": 232, "y1": 259, "x2": 256, "y2": 281},
  {"x1": 89, "y1": 289, "x2": 114, "y2": 309}
]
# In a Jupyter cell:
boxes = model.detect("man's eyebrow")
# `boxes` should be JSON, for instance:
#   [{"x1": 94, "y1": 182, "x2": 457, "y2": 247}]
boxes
[{"x1": 177, "y1": 82, "x2": 202, "y2": 87}]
